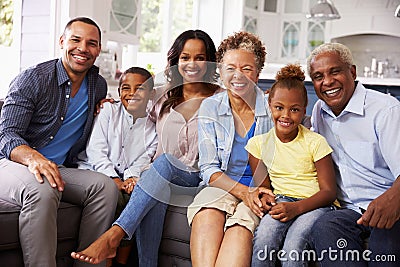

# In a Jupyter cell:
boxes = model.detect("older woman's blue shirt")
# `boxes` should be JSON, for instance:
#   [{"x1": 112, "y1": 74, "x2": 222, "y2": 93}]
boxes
[{"x1": 225, "y1": 121, "x2": 256, "y2": 186}]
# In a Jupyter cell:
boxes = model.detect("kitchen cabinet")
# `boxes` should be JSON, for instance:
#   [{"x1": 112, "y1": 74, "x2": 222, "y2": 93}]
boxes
[
  {"x1": 243, "y1": 0, "x2": 327, "y2": 63},
  {"x1": 68, "y1": 0, "x2": 141, "y2": 45},
  {"x1": 242, "y1": 0, "x2": 400, "y2": 66},
  {"x1": 107, "y1": 0, "x2": 141, "y2": 44},
  {"x1": 195, "y1": 0, "x2": 330, "y2": 63},
  {"x1": 67, "y1": 0, "x2": 141, "y2": 83},
  {"x1": 325, "y1": 0, "x2": 400, "y2": 39}
]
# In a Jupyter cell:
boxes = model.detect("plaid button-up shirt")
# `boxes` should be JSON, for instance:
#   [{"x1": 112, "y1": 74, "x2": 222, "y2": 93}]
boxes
[{"x1": 0, "y1": 58, "x2": 107, "y2": 166}]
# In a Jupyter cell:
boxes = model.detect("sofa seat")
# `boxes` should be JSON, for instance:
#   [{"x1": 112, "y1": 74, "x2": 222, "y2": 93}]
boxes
[
  {"x1": 159, "y1": 194, "x2": 195, "y2": 267},
  {"x1": 0, "y1": 194, "x2": 196, "y2": 267},
  {"x1": 0, "y1": 199, "x2": 82, "y2": 267}
]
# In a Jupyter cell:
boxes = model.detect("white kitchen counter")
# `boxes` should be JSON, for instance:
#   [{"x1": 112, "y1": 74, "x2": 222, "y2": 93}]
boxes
[
  {"x1": 260, "y1": 69, "x2": 400, "y2": 86},
  {"x1": 356, "y1": 77, "x2": 400, "y2": 86}
]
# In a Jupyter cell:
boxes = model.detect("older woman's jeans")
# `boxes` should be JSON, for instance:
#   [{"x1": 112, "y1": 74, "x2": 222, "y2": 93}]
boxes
[
  {"x1": 310, "y1": 208, "x2": 400, "y2": 267},
  {"x1": 252, "y1": 195, "x2": 334, "y2": 267},
  {"x1": 113, "y1": 153, "x2": 201, "y2": 266}
]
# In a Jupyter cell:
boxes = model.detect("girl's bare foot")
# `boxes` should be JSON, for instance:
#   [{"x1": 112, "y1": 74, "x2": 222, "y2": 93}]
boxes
[{"x1": 71, "y1": 225, "x2": 126, "y2": 264}]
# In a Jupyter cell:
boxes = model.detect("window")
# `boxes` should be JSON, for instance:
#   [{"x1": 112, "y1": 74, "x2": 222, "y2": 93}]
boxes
[
  {"x1": 264, "y1": 0, "x2": 277, "y2": 12},
  {"x1": 136, "y1": 0, "x2": 194, "y2": 76},
  {"x1": 109, "y1": 0, "x2": 140, "y2": 39},
  {"x1": 281, "y1": 21, "x2": 300, "y2": 58},
  {"x1": 244, "y1": 15, "x2": 257, "y2": 34},
  {"x1": 0, "y1": 0, "x2": 20, "y2": 98},
  {"x1": 307, "y1": 21, "x2": 325, "y2": 56},
  {"x1": 139, "y1": 0, "x2": 193, "y2": 53},
  {"x1": 139, "y1": 0, "x2": 163, "y2": 52},
  {"x1": 0, "y1": 0, "x2": 13, "y2": 46},
  {"x1": 245, "y1": 0, "x2": 258, "y2": 10}
]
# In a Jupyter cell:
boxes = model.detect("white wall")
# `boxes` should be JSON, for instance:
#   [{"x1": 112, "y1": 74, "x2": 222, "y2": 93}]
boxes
[
  {"x1": 196, "y1": 0, "x2": 244, "y2": 47},
  {"x1": 20, "y1": 0, "x2": 54, "y2": 70},
  {"x1": 0, "y1": 46, "x2": 20, "y2": 98}
]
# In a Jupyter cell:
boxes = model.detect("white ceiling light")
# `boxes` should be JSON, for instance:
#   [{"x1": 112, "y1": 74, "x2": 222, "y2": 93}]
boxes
[{"x1": 306, "y1": 0, "x2": 341, "y2": 21}]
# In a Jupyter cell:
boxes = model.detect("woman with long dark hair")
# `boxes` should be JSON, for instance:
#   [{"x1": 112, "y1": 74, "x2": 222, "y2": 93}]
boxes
[{"x1": 72, "y1": 29, "x2": 219, "y2": 266}]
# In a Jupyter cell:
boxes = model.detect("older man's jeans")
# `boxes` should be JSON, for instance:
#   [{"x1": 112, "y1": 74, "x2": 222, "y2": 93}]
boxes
[
  {"x1": 114, "y1": 153, "x2": 201, "y2": 266},
  {"x1": 252, "y1": 195, "x2": 334, "y2": 267},
  {"x1": 310, "y1": 208, "x2": 400, "y2": 267}
]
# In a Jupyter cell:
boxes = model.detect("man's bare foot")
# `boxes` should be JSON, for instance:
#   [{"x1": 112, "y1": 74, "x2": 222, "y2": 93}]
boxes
[{"x1": 71, "y1": 225, "x2": 126, "y2": 264}]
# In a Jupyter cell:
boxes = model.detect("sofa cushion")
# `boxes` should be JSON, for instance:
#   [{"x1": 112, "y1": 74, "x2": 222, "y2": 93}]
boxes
[
  {"x1": 159, "y1": 194, "x2": 194, "y2": 267},
  {"x1": 0, "y1": 200, "x2": 20, "y2": 251},
  {"x1": 0, "y1": 200, "x2": 81, "y2": 250},
  {"x1": 0, "y1": 200, "x2": 82, "y2": 267}
]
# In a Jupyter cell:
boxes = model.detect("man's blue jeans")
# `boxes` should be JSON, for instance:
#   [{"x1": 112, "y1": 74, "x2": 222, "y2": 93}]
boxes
[
  {"x1": 310, "y1": 208, "x2": 400, "y2": 267},
  {"x1": 252, "y1": 195, "x2": 334, "y2": 267},
  {"x1": 114, "y1": 153, "x2": 201, "y2": 266}
]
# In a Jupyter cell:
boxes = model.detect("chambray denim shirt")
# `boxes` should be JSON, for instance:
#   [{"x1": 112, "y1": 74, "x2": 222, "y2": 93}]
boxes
[
  {"x1": 0, "y1": 59, "x2": 107, "y2": 166},
  {"x1": 311, "y1": 82, "x2": 400, "y2": 212},
  {"x1": 198, "y1": 88, "x2": 274, "y2": 185}
]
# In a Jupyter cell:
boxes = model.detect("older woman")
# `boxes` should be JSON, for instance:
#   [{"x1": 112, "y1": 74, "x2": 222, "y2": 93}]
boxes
[{"x1": 188, "y1": 31, "x2": 274, "y2": 267}]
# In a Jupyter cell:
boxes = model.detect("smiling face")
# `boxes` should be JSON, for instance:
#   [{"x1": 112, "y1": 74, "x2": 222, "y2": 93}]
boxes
[
  {"x1": 219, "y1": 49, "x2": 259, "y2": 100},
  {"x1": 309, "y1": 51, "x2": 357, "y2": 116},
  {"x1": 269, "y1": 87, "x2": 306, "y2": 142},
  {"x1": 178, "y1": 39, "x2": 208, "y2": 83},
  {"x1": 59, "y1": 21, "x2": 101, "y2": 77},
  {"x1": 119, "y1": 73, "x2": 153, "y2": 116}
]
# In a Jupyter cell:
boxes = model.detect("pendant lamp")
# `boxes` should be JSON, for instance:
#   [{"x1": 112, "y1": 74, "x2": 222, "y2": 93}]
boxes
[
  {"x1": 306, "y1": 0, "x2": 341, "y2": 21},
  {"x1": 395, "y1": 4, "x2": 400, "y2": 18}
]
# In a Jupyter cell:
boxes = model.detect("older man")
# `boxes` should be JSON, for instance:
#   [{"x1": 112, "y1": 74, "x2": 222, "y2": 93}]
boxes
[{"x1": 308, "y1": 43, "x2": 399, "y2": 266}]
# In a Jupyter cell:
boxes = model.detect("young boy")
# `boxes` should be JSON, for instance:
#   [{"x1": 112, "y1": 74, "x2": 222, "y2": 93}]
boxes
[{"x1": 78, "y1": 66, "x2": 157, "y2": 266}]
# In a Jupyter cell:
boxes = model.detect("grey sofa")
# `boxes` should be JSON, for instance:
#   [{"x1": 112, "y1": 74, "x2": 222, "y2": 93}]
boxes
[
  {"x1": 158, "y1": 194, "x2": 194, "y2": 267},
  {"x1": 0, "y1": 98, "x2": 194, "y2": 267},
  {"x1": 0, "y1": 190, "x2": 193, "y2": 267},
  {"x1": 0, "y1": 200, "x2": 82, "y2": 267}
]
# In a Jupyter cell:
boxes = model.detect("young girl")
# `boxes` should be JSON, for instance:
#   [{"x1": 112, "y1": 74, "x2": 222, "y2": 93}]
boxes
[{"x1": 245, "y1": 64, "x2": 337, "y2": 267}]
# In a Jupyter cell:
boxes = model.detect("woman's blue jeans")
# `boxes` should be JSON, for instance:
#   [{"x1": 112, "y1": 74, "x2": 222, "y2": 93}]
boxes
[
  {"x1": 252, "y1": 195, "x2": 334, "y2": 267},
  {"x1": 113, "y1": 153, "x2": 201, "y2": 266}
]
